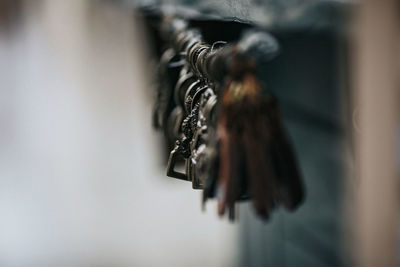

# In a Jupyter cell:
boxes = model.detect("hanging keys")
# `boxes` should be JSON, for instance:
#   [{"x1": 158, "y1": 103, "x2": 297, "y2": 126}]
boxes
[
  {"x1": 190, "y1": 88, "x2": 217, "y2": 189},
  {"x1": 166, "y1": 78, "x2": 205, "y2": 180},
  {"x1": 153, "y1": 49, "x2": 183, "y2": 131},
  {"x1": 152, "y1": 15, "x2": 305, "y2": 222}
]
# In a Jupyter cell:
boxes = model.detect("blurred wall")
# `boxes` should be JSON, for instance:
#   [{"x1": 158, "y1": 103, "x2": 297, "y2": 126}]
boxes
[
  {"x1": 238, "y1": 29, "x2": 349, "y2": 267},
  {"x1": 0, "y1": 1, "x2": 239, "y2": 266}
]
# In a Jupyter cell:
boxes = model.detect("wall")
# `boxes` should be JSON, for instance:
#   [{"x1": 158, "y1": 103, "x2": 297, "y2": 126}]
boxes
[{"x1": 0, "y1": 1, "x2": 239, "y2": 266}]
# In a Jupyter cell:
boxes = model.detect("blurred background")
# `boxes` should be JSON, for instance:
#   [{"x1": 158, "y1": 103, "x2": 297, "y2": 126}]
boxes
[{"x1": 0, "y1": 0, "x2": 399, "y2": 266}]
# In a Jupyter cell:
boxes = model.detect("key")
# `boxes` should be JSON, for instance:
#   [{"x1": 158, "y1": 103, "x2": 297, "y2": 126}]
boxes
[
  {"x1": 166, "y1": 80, "x2": 204, "y2": 180},
  {"x1": 153, "y1": 48, "x2": 183, "y2": 131}
]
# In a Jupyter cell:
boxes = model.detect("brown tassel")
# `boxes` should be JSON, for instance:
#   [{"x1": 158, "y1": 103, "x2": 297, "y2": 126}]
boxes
[{"x1": 216, "y1": 72, "x2": 304, "y2": 220}]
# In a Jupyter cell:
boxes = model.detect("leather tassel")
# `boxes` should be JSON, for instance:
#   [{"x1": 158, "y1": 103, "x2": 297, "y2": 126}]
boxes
[{"x1": 216, "y1": 72, "x2": 304, "y2": 220}]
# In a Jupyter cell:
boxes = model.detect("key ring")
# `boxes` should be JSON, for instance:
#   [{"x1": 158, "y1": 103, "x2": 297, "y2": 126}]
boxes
[
  {"x1": 191, "y1": 85, "x2": 209, "y2": 111},
  {"x1": 184, "y1": 80, "x2": 202, "y2": 113},
  {"x1": 174, "y1": 72, "x2": 196, "y2": 109}
]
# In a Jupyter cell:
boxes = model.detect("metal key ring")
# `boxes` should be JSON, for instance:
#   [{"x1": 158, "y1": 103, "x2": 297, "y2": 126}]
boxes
[
  {"x1": 191, "y1": 85, "x2": 209, "y2": 111},
  {"x1": 174, "y1": 72, "x2": 196, "y2": 108},
  {"x1": 184, "y1": 80, "x2": 202, "y2": 113},
  {"x1": 186, "y1": 42, "x2": 202, "y2": 68},
  {"x1": 189, "y1": 43, "x2": 206, "y2": 71},
  {"x1": 192, "y1": 45, "x2": 208, "y2": 66},
  {"x1": 184, "y1": 38, "x2": 200, "y2": 56},
  {"x1": 211, "y1": 41, "x2": 227, "y2": 52},
  {"x1": 195, "y1": 46, "x2": 210, "y2": 77}
]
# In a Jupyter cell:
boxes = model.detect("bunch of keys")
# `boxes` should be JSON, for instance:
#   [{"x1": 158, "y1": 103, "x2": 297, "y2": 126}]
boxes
[
  {"x1": 166, "y1": 66, "x2": 216, "y2": 187},
  {"x1": 152, "y1": 16, "x2": 305, "y2": 221}
]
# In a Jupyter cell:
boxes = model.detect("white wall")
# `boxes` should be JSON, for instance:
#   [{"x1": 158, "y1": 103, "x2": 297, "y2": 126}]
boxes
[{"x1": 0, "y1": 1, "x2": 239, "y2": 266}]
